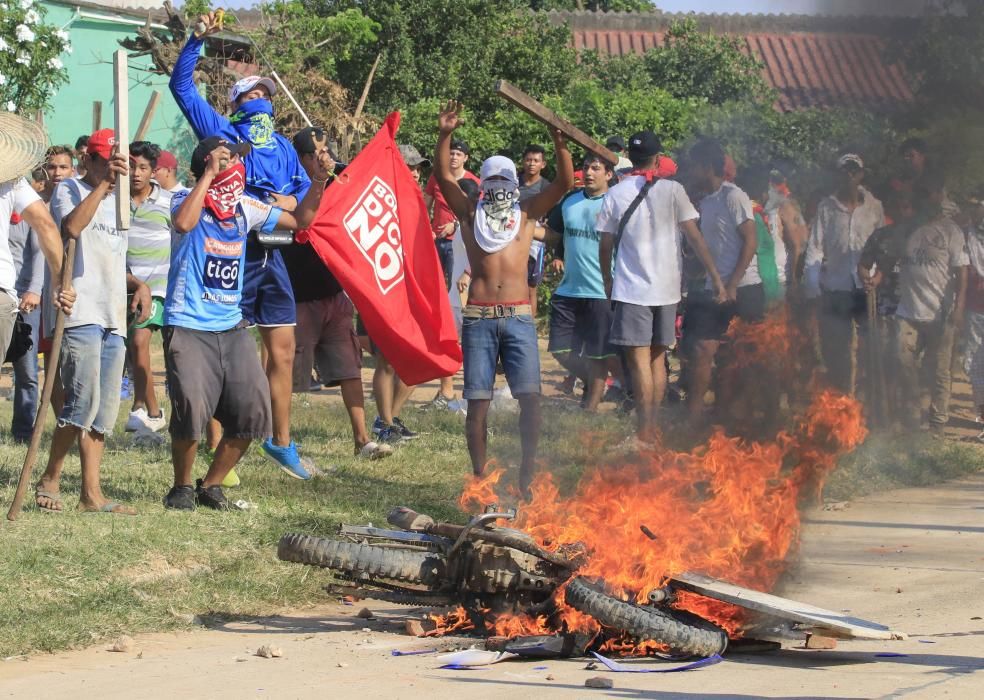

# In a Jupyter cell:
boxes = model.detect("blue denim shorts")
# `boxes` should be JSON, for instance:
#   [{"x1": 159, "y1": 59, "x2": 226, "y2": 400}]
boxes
[
  {"x1": 59, "y1": 324, "x2": 126, "y2": 435},
  {"x1": 240, "y1": 240, "x2": 297, "y2": 327},
  {"x1": 462, "y1": 314, "x2": 541, "y2": 400}
]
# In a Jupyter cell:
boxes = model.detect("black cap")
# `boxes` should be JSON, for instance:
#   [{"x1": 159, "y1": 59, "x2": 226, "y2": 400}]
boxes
[
  {"x1": 627, "y1": 130, "x2": 661, "y2": 160},
  {"x1": 292, "y1": 126, "x2": 339, "y2": 159},
  {"x1": 190, "y1": 136, "x2": 252, "y2": 178},
  {"x1": 605, "y1": 135, "x2": 626, "y2": 151},
  {"x1": 450, "y1": 138, "x2": 470, "y2": 155}
]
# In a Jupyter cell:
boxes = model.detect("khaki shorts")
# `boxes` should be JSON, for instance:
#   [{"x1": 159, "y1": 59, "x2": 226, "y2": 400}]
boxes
[{"x1": 293, "y1": 294, "x2": 362, "y2": 390}]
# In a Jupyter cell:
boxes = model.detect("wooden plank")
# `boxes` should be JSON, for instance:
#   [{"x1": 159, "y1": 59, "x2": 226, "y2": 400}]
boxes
[
  {"x1": 495, "y1": 80, "x2": 619, "y2": 166},
  {"x1": 113, "y1": 50, "x2": 130, "y2": 231},
  {"x1": 670, "y1": 572, "x2": 907, "y2": 641},
  {"x1": 133, "y1": 90, "x2": 161, "y2": 141},
  {"x1": 92, "y1": 101, "x2": 102, "y2": 132}
]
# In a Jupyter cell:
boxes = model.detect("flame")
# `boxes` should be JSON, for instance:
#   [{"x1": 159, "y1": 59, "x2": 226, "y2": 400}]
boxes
[{"x1": 440, "y1": 312, "x2": 867, "y2": 652}]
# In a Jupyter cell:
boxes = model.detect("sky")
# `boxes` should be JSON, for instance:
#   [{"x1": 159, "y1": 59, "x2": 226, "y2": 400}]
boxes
[{"x1": 194, "y1": 0, "x2": 937, "y2": 13}]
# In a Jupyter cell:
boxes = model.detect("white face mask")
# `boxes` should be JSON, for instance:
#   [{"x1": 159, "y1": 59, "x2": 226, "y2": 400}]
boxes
[{"x1": 480, "y1": 181, "x2": 520, "y2": 233}]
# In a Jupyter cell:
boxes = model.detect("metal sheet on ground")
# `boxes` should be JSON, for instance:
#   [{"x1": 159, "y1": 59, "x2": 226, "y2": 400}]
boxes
[{"x1": 670, "y1": 572, "x2": 906, "y2": 640}]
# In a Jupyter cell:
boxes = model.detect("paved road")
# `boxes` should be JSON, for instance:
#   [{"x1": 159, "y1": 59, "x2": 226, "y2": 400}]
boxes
[{"x1": 2, "y1": 476, "x2": 982, "y2": 699}]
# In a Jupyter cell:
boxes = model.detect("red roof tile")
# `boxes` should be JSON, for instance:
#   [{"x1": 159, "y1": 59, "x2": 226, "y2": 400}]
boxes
[{"x1": 570, "y1": 28, "x2": 914, "y2": 112}]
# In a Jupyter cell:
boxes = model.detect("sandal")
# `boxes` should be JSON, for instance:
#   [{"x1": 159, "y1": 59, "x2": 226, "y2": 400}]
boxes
[{"x1": 35, "y1": 489, "x2": 63, "y2": 514}]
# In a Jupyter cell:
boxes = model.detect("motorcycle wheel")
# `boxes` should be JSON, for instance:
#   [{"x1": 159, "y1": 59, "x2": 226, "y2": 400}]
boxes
[
  {"x1": 564, "y1": 576, "x2": 728, "y2": 658},
  {"x1": 278, "y1": 534, "x2": 445, "y2": 586}
]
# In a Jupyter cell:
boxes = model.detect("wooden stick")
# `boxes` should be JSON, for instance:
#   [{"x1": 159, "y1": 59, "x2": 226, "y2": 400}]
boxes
[
  {"x1": 113, "y1": 50, "x2": 131, "y2": 231},
  {"x1": 342, "y1": 52, "x2": 382, "y2": 160},
  {"x1": 133, "y1": 90, "x2": 161, "y2": 141},
  {"x1": 7, "y1": 241, "x2": 76, "y2": 521},
  {"x1": 495, "y1": 80, "x2": 619, "y2": 165},
  {"x1": 92, "y1": 101, "x2": 102, "y2": 132}
]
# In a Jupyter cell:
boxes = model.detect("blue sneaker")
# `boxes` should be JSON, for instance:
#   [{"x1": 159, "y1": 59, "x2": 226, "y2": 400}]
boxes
[
  {"x1": 262, "y1": 439, "x2": 312, "y2": 480},
  {"x1": 120, "y1": 376, "x2": 132, "y2": 400},
  {"x1": 371, "y1": 416, "x2": 386, "y2": 439}
]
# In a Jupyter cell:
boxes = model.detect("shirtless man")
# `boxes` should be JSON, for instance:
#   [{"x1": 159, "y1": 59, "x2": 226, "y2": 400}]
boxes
[{"x1": 433, "y1": 101, "x2": 573, "y2": 494}]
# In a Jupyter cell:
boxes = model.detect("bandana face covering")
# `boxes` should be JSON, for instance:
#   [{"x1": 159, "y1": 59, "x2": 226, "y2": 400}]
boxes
[
  {"x1": 473, "y1": 180, "x2": 522, "y2": 253},
  {"x1": 229, "y1": 98, "x2": 276, "y2": 149},
  {"x1": 205, "y1": 162, "x2": 246, "y2": 220}
]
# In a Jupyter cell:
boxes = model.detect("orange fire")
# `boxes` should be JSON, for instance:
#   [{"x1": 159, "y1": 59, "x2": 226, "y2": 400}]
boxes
[{"x1": 439, "y1": 312, "x2": 867, "y2": 649}]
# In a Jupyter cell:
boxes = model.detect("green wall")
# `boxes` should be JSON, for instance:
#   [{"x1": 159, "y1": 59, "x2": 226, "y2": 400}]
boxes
[{"x1": 41, "y1": 2, "x2": 198, "y2": 170}]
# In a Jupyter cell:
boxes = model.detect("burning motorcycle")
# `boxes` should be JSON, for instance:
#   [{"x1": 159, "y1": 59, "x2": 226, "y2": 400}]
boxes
[{"x1": 277, "y1": 506, "x2": 729, "y2": 657}]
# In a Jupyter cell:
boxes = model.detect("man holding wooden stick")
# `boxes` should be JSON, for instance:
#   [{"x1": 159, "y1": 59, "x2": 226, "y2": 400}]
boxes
[
  {"x1": 34, "y1": 129, "x2": 152, "y2": 514},
  {"x1": 434, "y1": 100, "x2": 573, "y2": 496}
]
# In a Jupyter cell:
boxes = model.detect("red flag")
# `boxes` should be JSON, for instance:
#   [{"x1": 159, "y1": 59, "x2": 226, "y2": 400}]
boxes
[{"x1": 301, "y1": 112, "x2": 462, "y2": 385}]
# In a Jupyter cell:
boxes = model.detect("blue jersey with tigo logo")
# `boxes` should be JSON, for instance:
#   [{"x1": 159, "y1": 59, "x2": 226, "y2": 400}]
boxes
[
  {"x1": 164, "y1": 191, "x2": 281, "y2": 331},
  {"x1": 546, "y1": 189, "x2": 608, "y2": 299}
]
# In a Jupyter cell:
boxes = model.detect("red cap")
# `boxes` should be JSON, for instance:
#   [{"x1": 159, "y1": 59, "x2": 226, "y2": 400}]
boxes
[
  {"x1": 157, "y1": 150, "x2": 178, "y2": 170},
  {"x1": 86, "y1": 129, "x2": 116, "y2": 160}
]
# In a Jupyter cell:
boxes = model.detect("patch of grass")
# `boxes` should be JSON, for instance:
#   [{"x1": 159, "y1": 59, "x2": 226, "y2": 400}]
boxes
[
  {"x1": 0, "y1": 383, "x2": 980, "y2": 657},
  {"x1": 0, "y1": 389, "x2": 627, "y2": 657},
  {"x1": 823, "y1": 431, "x2": 984, "y2": 501}
]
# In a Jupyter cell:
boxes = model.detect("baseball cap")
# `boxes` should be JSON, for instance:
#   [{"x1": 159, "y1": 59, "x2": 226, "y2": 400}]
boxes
[
  {"x1": 190, "y1": 136, "x2": 252, "y2": 178},
  {"x1": 228, "y1": 75, "x2": 278, "y2": 104},
  {"x1": 399, "y1": 144, "x2": 431, "y2": 168},
  {"x1": 86, "y1": 129, "x2": 116, "y2": 160},
  {"x1": 292, "y1": 126, "x2": 339, "y2": 160},
  {"x1": 838, "y1": 153, "x2": 865, "y2": 171},
  {"x1": 627, "y1": 130, "x2": 661, "y2": 160},
  {"x1": 450, "y1": 138, "x2": 470, "y2": 155},
  {"x1": 479, "y1": 155, "x2": 518, "y2": 185},
  {"x1": 606, "y1": 135, "x2": 626, "y2": 151},
  {"x1": 156, "y1": 150, "x2": 178, "y2": 170}
]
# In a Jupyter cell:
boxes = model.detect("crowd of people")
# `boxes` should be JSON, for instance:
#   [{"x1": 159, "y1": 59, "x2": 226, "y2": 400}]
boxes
[{"x1": 2, "y1": 12, "x2": 981, "y2": 511}]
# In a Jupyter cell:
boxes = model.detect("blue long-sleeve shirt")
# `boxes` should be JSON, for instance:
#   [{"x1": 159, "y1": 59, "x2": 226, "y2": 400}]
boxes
[{"x1": 169, "y1": 35, "x2": 310, "y2": 202}]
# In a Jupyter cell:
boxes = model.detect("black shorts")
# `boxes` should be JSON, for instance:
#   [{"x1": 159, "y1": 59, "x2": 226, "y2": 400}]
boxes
[
  {"x1": 163, "y1": 325, "x2": 272, "y2": 441},
  {"x1": 547, "y1": 294, "x2": 615, "y2": 360},
  {"x1": 685, "y1": 284, "x2": 766, "y2": 342}
]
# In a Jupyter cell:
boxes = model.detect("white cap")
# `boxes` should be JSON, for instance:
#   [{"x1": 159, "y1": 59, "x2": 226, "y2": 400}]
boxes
[
  {"x1": 837, "y1": 153, "x2": 864, "y2": 170},
  {"x1": 228, "y1": 75, "x2": 278, "y2": 104},
  {"x1": 479, "y1": 155, "x2": 518, "y2": 185}
]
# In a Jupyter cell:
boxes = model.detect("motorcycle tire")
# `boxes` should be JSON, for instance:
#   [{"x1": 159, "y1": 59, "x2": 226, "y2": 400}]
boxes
[
  {"x1": 564, "y1": 576, "x2": 728, "y2": 658},
  {"x1": 278, "y1": 534, "x2": 445, "y2": 586}
]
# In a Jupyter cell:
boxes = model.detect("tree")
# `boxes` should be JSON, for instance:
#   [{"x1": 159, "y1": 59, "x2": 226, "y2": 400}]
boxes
[
  {"x1": 527, "y1": 1, "x2": 654, "y2": 11},
  {"x1": 642, "y1": 19, "x2": 773, "y2": 105},
  {"x1": 0, "y1": 0, "x2": 71, "y2": 114}
]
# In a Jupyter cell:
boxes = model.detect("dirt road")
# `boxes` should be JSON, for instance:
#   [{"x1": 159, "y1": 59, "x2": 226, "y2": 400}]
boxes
[{"x1": 1, "y1": 475, "x2": 982, "y2": 699}]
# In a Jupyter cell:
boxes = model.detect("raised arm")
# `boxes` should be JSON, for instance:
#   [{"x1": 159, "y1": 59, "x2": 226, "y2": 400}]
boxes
[
  {"x1": 523, "y1": 130, "x2": 574, "y2": 222},
  {"x1": 169, "y1": 15, "x2": 230, "y2": 140},
  {"x1": 61, "y1": 153, "x2": 128, "y2": 239},
  {"x1": 275, "y1": 164, "x2": 329, "y2": 230},
  {"x1": 433, "y1": 101, "x2": 473, "y2": 223}
]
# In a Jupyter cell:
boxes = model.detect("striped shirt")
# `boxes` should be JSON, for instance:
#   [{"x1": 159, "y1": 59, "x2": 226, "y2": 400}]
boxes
[{"x1": 128, "y1": 183, "x2": 173, "y2": 296}]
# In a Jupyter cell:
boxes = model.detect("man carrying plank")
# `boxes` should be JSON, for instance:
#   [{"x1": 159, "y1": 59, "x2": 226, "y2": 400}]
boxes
[
  {"x1": 34, "y1": 129, "x2": 153, "y2": 514},
  {"x1": 433, "y1": 101, "x2": 573, "y2": 496}
]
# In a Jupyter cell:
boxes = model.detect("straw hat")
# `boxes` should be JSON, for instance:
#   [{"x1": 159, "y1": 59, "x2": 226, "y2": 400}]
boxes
[{"x1": 0, "y1": 112, "x2": 49, "y2": 185}]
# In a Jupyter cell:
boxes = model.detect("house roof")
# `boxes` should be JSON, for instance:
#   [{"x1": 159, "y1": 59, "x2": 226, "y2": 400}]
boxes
[{"x1": 553, "y1": 10, "x2": 918, "y2": 112}]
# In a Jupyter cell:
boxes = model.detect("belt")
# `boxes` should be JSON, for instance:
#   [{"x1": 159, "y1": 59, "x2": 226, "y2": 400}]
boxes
[{"x1": 462, "y1": 304, "x2": 532, "y2": 319}]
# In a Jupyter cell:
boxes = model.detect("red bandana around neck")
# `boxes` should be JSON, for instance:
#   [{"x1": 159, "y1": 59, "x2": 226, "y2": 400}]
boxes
[
  {"x1": 627, "y1": 155, "x2": 678, "y2": 182},
  {"x1": 205, "y1": 162, "x2": 246, "y2": 220}
]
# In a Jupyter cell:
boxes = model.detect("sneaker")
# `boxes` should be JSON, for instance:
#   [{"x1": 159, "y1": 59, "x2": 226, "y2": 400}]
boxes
[
  {"x1": 261, "y1": 438, "x2": 313, "y2": 480},
  {"x1": 120, "y1": 376, "x2": 132, "y2": 400},
  {"x1": 355, "y1": 441, "x2": 393, "y2": 459},
  {"x1": 126, "y1": 408, "x2": 167, "y2": 433},
  {"x1": 371, "y1": 416, "x2": 386, "y2": 438},
  {"x1": 163, "y1": 484, "x2": 196, "y2": 511},
  {"x1": 392, "y1": 416, "x2": 419, "y2": 440},
  {"x1": 424, "y1": 392, "x2": 454, "y2": 411},
  {"x1": 222, "y1": 468, "x2": 241, "y2": 488},
  {"x1": 376, "y1": 425, "x2": 404, "y2": 445},
  {"x1": 195, "y1": 479, "x2": 229, "y2": 510},
  {"x1": 309, "y1": 377, "x2": 322, "y2": 392}
]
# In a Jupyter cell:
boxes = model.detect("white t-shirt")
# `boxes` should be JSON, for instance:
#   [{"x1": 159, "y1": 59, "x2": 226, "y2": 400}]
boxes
[
  {"x1": 0, "y1": 178, "x2": 42, "y2": 301},
  {"x1": 596, "y1": 176, "x2": 698, "y2": 307},
  {"x1": 699, "y1": 182, "x2": 760, "y2": 288},
  {"x1": 49, "y1": 178, "x2": 128, "y2": 336}
]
